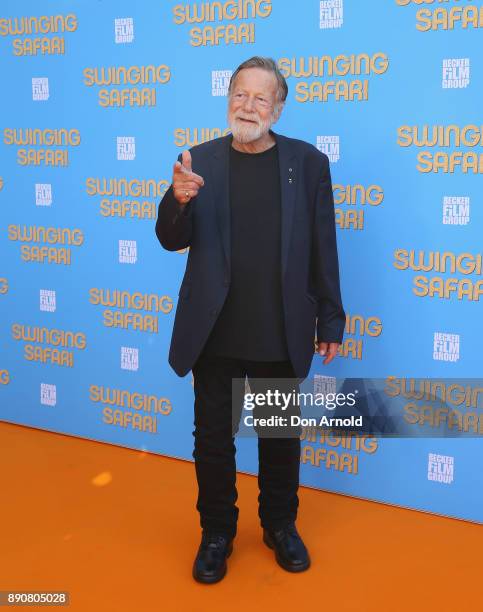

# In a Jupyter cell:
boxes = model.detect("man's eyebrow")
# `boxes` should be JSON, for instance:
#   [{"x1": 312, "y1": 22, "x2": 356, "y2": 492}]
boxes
[{"x1": 233, "y1": 89, "x2": 269, "y2": 96}]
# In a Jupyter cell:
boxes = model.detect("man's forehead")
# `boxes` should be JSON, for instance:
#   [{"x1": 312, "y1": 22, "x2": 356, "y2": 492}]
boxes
[{"x1": 232, "y1": 67, "x2": 277, "y2": 93}]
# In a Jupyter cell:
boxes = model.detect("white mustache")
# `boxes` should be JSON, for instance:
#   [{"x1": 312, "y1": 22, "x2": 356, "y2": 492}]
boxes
[{"x1": 235, "y1": 115, "x2": 260, "y2": 124}]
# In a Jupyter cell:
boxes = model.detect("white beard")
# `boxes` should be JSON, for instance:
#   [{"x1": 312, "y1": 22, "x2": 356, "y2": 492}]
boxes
[{"x1": 228, "y1": 112, "x2": 273, "y2": 144}]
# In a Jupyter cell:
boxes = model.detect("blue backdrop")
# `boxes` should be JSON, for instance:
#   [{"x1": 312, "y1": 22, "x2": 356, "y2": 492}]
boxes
[{"x1": 0, "y1": 0, "x2": 481, "y2": 523}]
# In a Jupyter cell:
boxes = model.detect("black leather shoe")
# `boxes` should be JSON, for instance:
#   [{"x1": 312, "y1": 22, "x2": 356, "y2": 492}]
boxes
[
  {"x1": 263, "y1": 523, "x2": 310, "y2": 572},
  {"x1": 192, "y1": 532, "x2": 233, "y2": 584}
]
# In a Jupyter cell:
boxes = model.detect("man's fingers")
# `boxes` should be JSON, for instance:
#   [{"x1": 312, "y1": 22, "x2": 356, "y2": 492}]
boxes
[
  {"x1": 174, "y1": 186, "x2": 199, "y2": 201},
  {"x1": 317, "y1": 341, "x2": 339, "y2": 365},
  {"x1": 172, "y1": 153, "x2": 204, "y2": 199},
  {"x1": 182, "y1": 150, "x2": 192, "y2": 173},
  {"x1": 180, "y1": 151, "x2": 204, "y2": 185},
  {"x1": 323, "y1": 343, "x2": 339, "y2": 365},
  {"x1": 190, "y1": 172, "x2": 204, "y2": 186},
  {"x1": 174, "y1": 180, "x2": 201, "y2": 192},
  {"x1": 178, "y1": 171, "x2": 203, "y2": 186},
  {"x1": 174, "y1": 186, "x2": 199, "y2": 198},
  {"x1": 173, "y1": 163, "x2": 204, "y2": 186}
]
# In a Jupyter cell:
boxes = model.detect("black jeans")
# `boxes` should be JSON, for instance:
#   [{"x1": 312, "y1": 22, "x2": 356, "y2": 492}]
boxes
[{"x1": 191, "y1": 352, "x2": 301, "y2": 539}]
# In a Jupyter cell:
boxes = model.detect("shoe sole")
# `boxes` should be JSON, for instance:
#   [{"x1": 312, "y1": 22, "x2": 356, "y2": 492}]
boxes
[
  {"x1": 192, "y1": 541, "x2": 233, "y2": 584},
  {"x1": 263, "y1": 532, "x2": 311, "y2": 573}
]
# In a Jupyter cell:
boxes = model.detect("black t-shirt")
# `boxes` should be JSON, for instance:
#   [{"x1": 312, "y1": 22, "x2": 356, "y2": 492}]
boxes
[{"x1": 201, "y1": 143, "x2": 289, "y2": 361}]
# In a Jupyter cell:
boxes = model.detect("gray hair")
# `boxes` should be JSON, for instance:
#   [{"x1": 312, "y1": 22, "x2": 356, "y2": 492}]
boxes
[{"x1": 228, "y1": 56, "x2": 288, "y2": 106}]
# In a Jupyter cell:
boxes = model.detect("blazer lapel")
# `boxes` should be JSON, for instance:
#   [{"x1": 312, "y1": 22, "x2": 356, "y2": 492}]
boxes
[
  {"x1": 273, "y1": 130, "x2": 298, "y2": 281},
  {"x1": 210, "y1": 134, "x2": 232, "y2": 275}
]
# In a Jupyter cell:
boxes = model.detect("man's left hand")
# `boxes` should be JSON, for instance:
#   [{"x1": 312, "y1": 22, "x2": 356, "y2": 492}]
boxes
[{"x1": 317, "y1": 341, "x2": 340, "y2": 365}]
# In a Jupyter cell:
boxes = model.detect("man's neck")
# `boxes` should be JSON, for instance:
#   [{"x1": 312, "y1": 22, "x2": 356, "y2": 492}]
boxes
[{"x1": 231, "y1": 131, "x2": 276, "y2": 154}]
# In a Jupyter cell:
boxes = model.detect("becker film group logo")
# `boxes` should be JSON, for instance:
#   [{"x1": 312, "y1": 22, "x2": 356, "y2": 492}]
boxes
[
  {"x1": 32, "y1": 77, "x2": 49, "y2": 101},
  {"x1": 442, "y1": 196, "x2": 469, "y2": 225},
  {"x1": 35, "y1": 183, "x2": 52, "y2": 206},
  {"x1": 119, "y1": 240, "x2": 137, "y2": 264},
  {"x1": 114, "y1": 17, "x2": 134, "y2": 43},
  {"x1": 317, "y1": 135, "x2": 340, "y2": 162},
  {"x1": 427, "y1": 453, "x2": 454, "y2": 484},
  {"x1": 212, "y1": 70, "x2": 232, "y2": 96},
  {"x1": 40, "y1": 382, "x2": 56, "y2": 406},
  {"x1": 117, "y1": 137, "x2": 135, "y2": 160},
  {"x1": 121, "y1": 346, "x2": 138, "y2": 371},
  {"x1": 442, "y1": 58, "x2": 470, "y2": 89},
  {"x1": 319, "y1": 0, "x2": 343, "y2": 29},
  {"x1": 40, "y1": 289, "x2": 56, "y2": 312},
  {"x1": 433, "y1": 332, "x2": 460, "y2": 362}
]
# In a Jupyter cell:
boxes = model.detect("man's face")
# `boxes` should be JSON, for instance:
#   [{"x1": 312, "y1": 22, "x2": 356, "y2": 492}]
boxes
[{"x1": 227, "y1": 67, "x2": 282, "y2": 144}]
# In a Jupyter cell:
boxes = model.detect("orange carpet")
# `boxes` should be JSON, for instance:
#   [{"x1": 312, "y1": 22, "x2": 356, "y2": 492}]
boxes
[{"x1": 0, "y1": 421, "x2": 480, "y2": 612}]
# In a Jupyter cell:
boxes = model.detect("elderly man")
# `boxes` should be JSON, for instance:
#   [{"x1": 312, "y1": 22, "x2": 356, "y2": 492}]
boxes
[{"x1": 155, "y1": 56, "x2": 345, "y2": 584}]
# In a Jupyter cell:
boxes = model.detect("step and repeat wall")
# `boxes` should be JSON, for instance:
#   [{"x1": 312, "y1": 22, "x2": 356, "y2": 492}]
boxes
[{"x1": 0, "y1": 1, "x2": 481, "y2": 523}]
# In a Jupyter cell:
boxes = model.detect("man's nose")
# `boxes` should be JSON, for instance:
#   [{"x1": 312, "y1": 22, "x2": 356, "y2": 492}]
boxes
[{"x1": 242, "y1": 96, "x2": 256, "y2": 112}]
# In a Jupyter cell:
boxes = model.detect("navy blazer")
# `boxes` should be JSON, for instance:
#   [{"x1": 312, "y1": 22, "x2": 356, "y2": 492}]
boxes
[{"x1": 155, "y1": 130, "x2": 345, "y2": 379}]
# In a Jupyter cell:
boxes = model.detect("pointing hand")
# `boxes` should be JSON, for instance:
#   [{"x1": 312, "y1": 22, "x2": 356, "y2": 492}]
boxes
[{"x1": 172, "y1": 150, "x2": 205, "y2": 205}]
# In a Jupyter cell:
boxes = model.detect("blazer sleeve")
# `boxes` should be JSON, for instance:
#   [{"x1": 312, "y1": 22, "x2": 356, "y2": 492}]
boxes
[
  {"x1": 312, "y1": 155, "x2": 346, "y2": 344},
  {"x1": 154, "y1": 153, "x2": 194, "y2": 251}
]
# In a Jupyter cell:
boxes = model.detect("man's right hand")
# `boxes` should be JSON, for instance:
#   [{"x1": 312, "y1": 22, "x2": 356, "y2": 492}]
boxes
[{"x1": 172, "y1": 150, "x2": 205, "y2": 205}]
